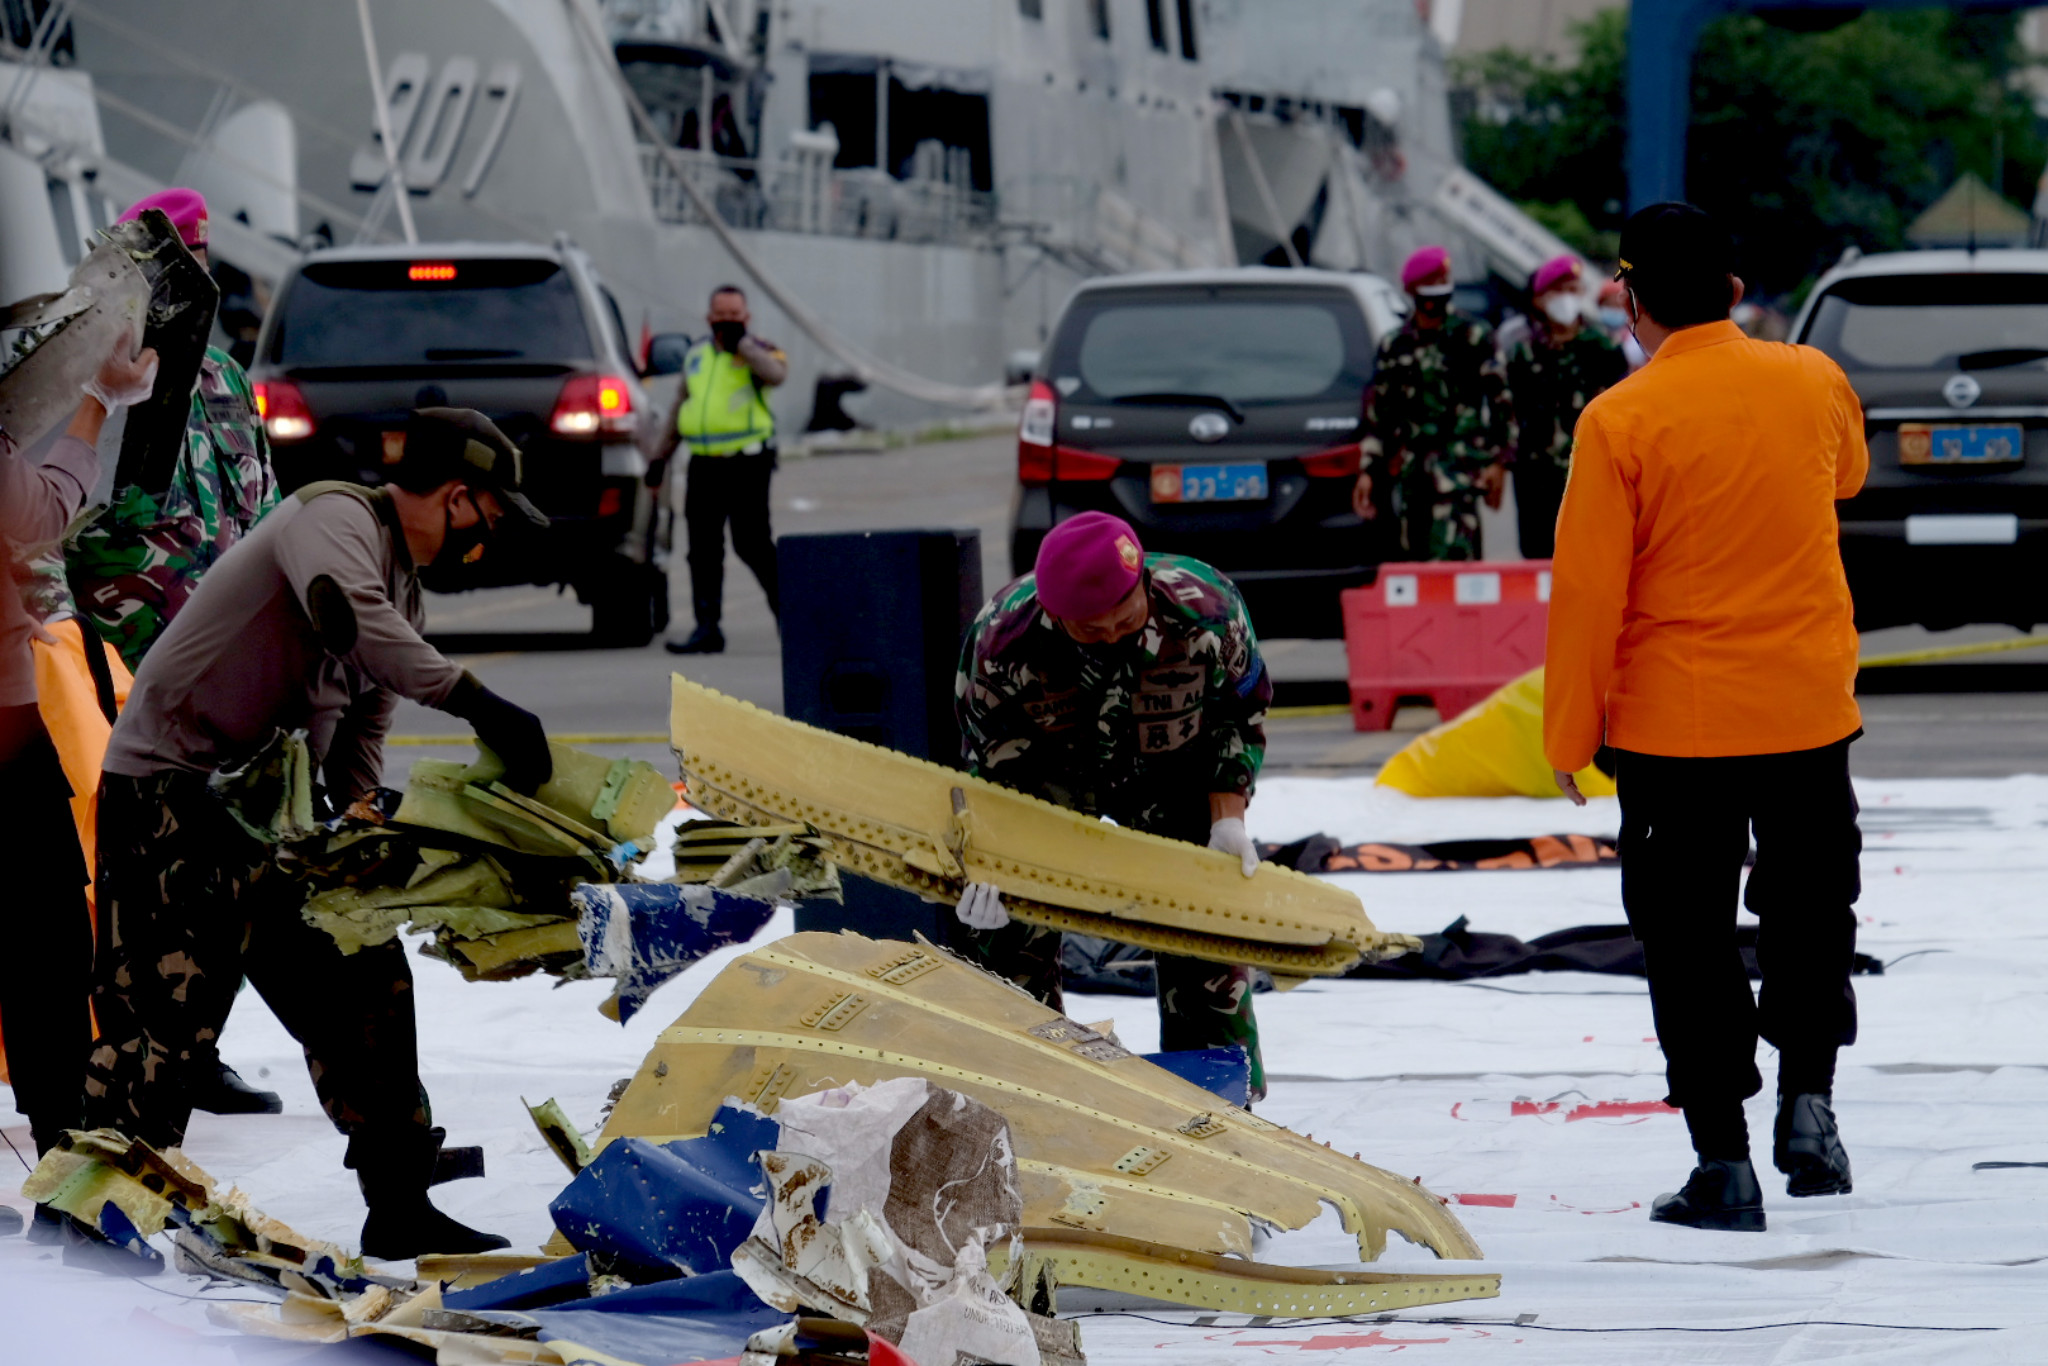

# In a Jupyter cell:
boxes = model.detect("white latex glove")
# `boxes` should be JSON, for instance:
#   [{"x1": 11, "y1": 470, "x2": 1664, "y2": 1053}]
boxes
[
  {"x1": 955, "y1": 881, "x2": 1010, "y2": 931},
  {"x1": 1208, "y1": 816, "x2": 1260, "y2": 878},
  {"x1": 81, "y1": 328, "x2": 159, "y2": 412}
]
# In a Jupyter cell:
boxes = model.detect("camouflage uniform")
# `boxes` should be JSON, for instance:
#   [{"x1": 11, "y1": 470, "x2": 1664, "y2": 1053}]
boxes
[
  {"x1": 1359, "y1": 312, "x2": 1515, "y2": 561},
  {"x1": 83, "y1": 770, "x2": 428, "y2": 1152},
  {"x1": 26, "y1": 347, "x2": 276, "y2": 664},
  {"x1": 1503, "y1": 322, "x2": 1628, "y2": 559},
  {"x1": 955, "y1": 553, "x2": 1272, "y2": 1099}
]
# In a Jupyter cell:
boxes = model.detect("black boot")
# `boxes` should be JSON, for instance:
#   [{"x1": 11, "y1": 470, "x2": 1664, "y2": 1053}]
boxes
[
  {"x1": 352, "y1": 1128, "x2": 510, "y2": 1261},
  {"x1": 664, "y1": 624, "x2": 725, "y2": 655},
  {"x1": 1649, "y1": 1159, "x2": 1766, "y2": 1232},
  {"x1": 188, "y1": 1060, "x2": 284, "y2": 1116},
  {"x1": 1775, "y1": 1092, "x2": 1852, "y2": 1197}
]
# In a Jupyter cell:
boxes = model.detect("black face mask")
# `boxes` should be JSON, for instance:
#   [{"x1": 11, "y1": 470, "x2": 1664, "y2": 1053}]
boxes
[
  {"x1": 1412, "y1": 289, "x2": 1451, "y2": 324},
  {"x1": 418, "y1": 492, "x2": 493, "y2": 593},
  {"x1": 710, "y1": 320, "x2": 747, "y2": 350}
]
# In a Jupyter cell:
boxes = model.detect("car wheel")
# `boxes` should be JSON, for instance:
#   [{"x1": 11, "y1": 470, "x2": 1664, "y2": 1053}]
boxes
[{"x1": 590, "y1": 560, "x2": 665, "y2": 647}]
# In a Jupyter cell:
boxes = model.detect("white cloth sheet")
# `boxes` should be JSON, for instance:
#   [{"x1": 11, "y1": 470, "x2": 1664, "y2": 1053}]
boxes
[{"x1": 5, "y1": 777, "x2": 2047, "y2": 1362}]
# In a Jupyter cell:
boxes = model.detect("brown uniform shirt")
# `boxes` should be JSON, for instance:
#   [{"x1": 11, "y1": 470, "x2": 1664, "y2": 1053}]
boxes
[{"x1": 103, "y1": 484, "x2": 463, "y2": 801}]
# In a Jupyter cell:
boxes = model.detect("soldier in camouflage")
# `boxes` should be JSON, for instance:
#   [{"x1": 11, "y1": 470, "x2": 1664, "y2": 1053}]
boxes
[
  {"x1": 1503, "y1": 256, "x2": 1629, "y2": 560},
  {"x1": 1353, "y1": 245, "x2": 1515, "y2": 561},
  {"x1": 954, "y1": 512, "x2": 1273, "y2": 1100}
]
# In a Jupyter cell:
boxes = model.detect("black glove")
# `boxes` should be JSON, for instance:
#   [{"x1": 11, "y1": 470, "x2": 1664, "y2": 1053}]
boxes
[{"x1": 441, "y1": 672, "x2": 553, "y2": 794}]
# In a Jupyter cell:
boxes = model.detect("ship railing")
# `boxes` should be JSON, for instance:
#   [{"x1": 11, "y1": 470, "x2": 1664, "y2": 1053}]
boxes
[{"x1": 637, "y1": 144, "x2": 996, "y2": 245}]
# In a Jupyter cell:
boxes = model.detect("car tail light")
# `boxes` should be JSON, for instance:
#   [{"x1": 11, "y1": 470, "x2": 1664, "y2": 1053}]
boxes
[
  {"x1": 253, "y1": 379, "x2": 315, "y2": 443},
  {"x1": 551, "y1": 373, "x2": 636, "y2": 437},
  {"x1": 1300, "y1": 442, "x2": 1362, "y2": 477},
  {"x1": 408, "y1": 261, "x2": 457, "y2": 281},
  {"x1": 1018, "y1": 379, "x2": 1057, "y2": 484},
  {"x1": 1055, "y1": 446, "x2": 1121, "y2": 480}
]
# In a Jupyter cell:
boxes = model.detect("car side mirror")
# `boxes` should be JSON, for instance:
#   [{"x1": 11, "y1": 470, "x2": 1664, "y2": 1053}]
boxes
[{"x1": 642, "y1": 332, "x2": 693, "y2": 378}]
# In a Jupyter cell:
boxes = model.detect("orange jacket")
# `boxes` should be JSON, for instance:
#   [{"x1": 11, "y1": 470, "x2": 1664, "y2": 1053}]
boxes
[{"x1": 1543, "y1": 320, "x2": 1867, "y2": 770}]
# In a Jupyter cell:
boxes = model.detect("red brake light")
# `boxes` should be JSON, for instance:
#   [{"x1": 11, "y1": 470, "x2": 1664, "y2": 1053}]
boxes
[
  {"x1": 1300, "y1": 442, "x2": 1362, "y2": 477},
  {"x1": 1054, "y1": 446, "x2": 1121, "y2": 480},
  {"x1": 1018, "y1": 379, "x2": 1057, "y2": 484},
  {"x1": 551, "y1": 373, "x2": 636, "y2": 436},
  {"x1": 254, "y1": 379, "x2": 315, "y2": 443},
  {"x1": 409, "y1": 262, "x2": 457, "y2": 281}
]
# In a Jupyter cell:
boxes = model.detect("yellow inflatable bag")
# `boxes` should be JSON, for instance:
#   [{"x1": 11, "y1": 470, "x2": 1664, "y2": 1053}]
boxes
[{"x1": 1374, "y1": 667, "x2": 1615, "y2": 799}]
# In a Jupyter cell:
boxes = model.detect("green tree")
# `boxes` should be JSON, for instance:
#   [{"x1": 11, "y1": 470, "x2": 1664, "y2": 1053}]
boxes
[{"x1": 1455, "y1": 7, "x2": 2046, "y2": 298}]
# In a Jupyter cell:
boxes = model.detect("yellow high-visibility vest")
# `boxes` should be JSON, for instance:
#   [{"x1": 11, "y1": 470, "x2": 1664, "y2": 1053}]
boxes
[{"x1": 677, "y1": 342, "x2": 776, "y2": 455}]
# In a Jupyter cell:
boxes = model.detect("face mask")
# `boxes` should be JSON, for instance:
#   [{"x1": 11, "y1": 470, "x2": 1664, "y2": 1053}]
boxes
[
  {"x1": 1543, "y1": 296, "x2": 1581, "y2": 327},
  {"x1": 710, "y1": 320, "x2": 747, "y2": 350},
  {"x1": 1598, "y1": 307, "x2": 1629, "y2": 330},
  {"x1": 419, "y1": 491, "x2": 492, "y2": 593}
]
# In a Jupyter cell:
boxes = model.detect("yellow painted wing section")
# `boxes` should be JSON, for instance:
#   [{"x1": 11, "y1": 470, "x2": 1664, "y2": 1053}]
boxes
[
  {"x1": 670, "y1": 675, "x2": 1415, "y2": 975},
  {"x1": 599, "y1": 932, "x2": 1485, "y2": 1277}
]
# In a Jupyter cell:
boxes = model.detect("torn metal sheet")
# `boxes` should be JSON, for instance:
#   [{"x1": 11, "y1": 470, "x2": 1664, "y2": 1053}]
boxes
[
  {"x1": 572, "y1": 881, "x2": 780, "y2": 1022},
  {"x1": 1140, "y1": 1046, "x2": 1252, "y2": 1108},
  {"x1": 672, "y1": 819, "x2": 844, "y2": 899},
  {"x1": 670, "y1": 676, "x2": 1415, "y2": 974},
  {"x1": 527, "y1": 1097, "x2": 597, "y2": 1175},
  {"x1": 518, "y1": 1274, "x2": 785, "y2": 1366},
  {"x1": 548, "y1": 1105, "x2": 778, "y2": 1279},
  {"x1": 593, "y1": 932, "x2": 1498, "y2": 1314},
  {"x1": 23, "y1": 1129, "x2": 361, "y2": 1287},
  {"x1": 397, "y1": 743, "x2": 676, "y2": 861},
  {"x1": 291, "y1": 744, "x2": 771, "y2": 1005},
  {"x1": 0, "y1": 221, "x2": 152, "y2": 455}
]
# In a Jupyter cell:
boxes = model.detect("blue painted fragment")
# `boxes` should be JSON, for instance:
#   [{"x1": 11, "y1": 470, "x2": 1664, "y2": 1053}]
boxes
[
  {"x1": 573, "y1": 883, "x2": 778, "y2": 1022},
  {"x1": 525, "y1": 1283, "x2": 786, "y2": 1366},
  {"x1": 548, "y1": 1105, "x2": 783, "y2": 1279},
  {"x1": 95, "y1": 1200, "x2": 164, "y2": 1269},
  {"x1": 444, "y1": 1252, "x2": 593, "y2": 1312},
  {"x1": 1142, "y1": 1046, "x2": 1252, "y2": 1108}
]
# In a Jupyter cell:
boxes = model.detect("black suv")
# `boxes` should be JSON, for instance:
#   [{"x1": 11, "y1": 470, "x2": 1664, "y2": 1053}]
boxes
[
  {"x1": 1009, "y1": 268, "x2": 1404, "y2": 638},
  {"x1": 247, "y1": 240, "x2": 666, "y2": 644},
  {"x1": 1793, "y1": 249, "x2": 2048, "y2": 631}
]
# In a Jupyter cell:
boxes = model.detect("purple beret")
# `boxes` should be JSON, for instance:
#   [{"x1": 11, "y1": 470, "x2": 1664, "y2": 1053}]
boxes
[
  {"x1": 1035, "y1": 512, "x2": 1145, "y2": 620},
  {"x1": 117, "y1": 188, "x2": 209, "y2": 248},
  {"x1": 1531, "y1": 254, "x2": 1583, "y2": 296},
  {"x1": 1400, "y1": 245, "x2": 1450, "y2": 290}
]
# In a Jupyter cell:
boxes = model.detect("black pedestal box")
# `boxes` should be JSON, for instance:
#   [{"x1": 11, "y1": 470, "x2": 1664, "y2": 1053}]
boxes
[{"x1": 778, "y1": 529, "x2": 983, "y2": 942}]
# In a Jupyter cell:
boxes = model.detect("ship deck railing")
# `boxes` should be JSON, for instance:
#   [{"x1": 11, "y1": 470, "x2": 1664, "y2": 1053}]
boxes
[{"x1": 638, "y1": 144, "x2": 997, "y2": 246}]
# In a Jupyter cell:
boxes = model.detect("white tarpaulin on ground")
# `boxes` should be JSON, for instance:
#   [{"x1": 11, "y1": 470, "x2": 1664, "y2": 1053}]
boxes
[{"x1": 5, "y1": 776, "x2": 2047, "y2": 1362}]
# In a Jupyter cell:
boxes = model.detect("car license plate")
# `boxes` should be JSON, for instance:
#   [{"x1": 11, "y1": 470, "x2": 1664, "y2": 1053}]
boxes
[
  {"x1": 1905, "y1": 514, "x2": 2018, "y2": 545},
  {"x1": 1898, "y1": 423, "x2": 2023, "y2": 465},
  {"x1": 1151, "y1": 462, "x2": 1268, "y2": 503}
]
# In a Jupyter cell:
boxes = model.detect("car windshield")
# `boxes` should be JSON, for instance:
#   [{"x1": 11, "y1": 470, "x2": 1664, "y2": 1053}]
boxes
[
  {"x1": 1803, "y1": 274, "x2": 2048, "y2": 372},
  {"x1": 269, "y1": 258, "x2": 592, "y2": 367},
  {"x1": 1058, "y1": 288, "x2": 1367, "y2": 404}
]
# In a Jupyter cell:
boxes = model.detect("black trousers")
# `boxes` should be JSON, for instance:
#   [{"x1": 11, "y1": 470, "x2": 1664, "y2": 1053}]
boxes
[
  {"x1": 0, "y1": 705, "x2": 91, "y2": 1153},
  {"x1": 1615, "y1": 737, "x2": 1862, "y2": 1125},
  {"x1": 683, "y1": 451, "x2": 780, "y2": 628},
  {"x1": 84, "y1": 771, "x2": 430, "y2": 1153},
  {"x1": 1514, "y1": 461, "x2": 1568, "y2": 560}
]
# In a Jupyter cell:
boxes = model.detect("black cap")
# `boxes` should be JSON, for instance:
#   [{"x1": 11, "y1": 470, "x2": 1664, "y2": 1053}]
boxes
[
  {"x1": 1614, "y1": 202, "x2": 1733, "y2": 284},
  {"x1": 401, "y1": 407, "x2": 548, "y2": 529}
]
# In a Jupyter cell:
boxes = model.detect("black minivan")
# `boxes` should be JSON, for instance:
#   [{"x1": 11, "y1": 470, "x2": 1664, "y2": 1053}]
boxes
[
  {"x1": 1009, "y1": 268, "x2": 1404, "y2": 638},
  {"x1": 1793, "y1": 248, "x2": 2048, "y2": 631},
  {"x1": 248, "y1": 240, "x2": 666, "y2": 645}
]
